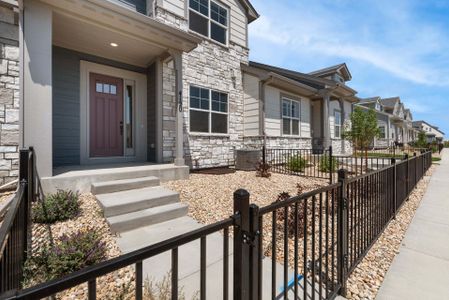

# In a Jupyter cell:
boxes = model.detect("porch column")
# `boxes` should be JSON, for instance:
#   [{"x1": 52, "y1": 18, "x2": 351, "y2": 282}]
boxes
[
  {"x1": 322, "y1": 94, "x2": 331, "y2": 149},
  {"x1": 20, "y1": 0, "x2": 53, "y2": 177},
  {"x1": 169, "y1": 50, "x2": 185, "y2": 166},
  {"x1": 338, "y1": 98, "x2": 345, "y2": 153}
]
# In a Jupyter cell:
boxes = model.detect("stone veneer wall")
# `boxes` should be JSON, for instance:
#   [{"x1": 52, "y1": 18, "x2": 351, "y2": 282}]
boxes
[
  {"x1": 243, "y1": 136, "x2": 312, "y2": 149},
  {"x1": 0, "y1": 4, "x2": 19, "y2": 185},
  {"x1": 155, "y1": 7, "x2": 248, "y2": 169}
]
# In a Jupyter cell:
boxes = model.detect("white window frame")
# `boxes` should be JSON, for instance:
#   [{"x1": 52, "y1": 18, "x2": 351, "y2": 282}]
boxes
[
  {"x1": 189, "y1": 85, "x2": 229, "y2": 135},
  {"x1": 334, "y1": 110, "x2": 342, "y2": 139},
  {"x1": 188, "y1": 0, "x2": 229, "y2": 46},
  {"x1": 282, "y1": 97, "x2": 301, "y2": 136}
]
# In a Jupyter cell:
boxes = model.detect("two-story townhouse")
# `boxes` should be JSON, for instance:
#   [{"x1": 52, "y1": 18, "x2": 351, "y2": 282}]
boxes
[
  {"x1": 242, "y1": 62, "x2": 358, "y2": 155},
  {"x1": 16, "y1": 0, "x2": 259, "y2": 191},
  {"x1": 413, "y1": 121, "x2": 445, "y2": 143}
]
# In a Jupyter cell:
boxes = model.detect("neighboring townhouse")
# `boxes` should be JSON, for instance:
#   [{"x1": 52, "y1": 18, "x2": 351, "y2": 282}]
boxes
[
  {"x1": 242, "y1": 62, "x2": 358, "y2": 155},
  {"x1": 0, "y1": 0, "x2": 19, "y2": 185},
  {"x1": 413, "y1": 121, "x2": 445, "y2": 143},
  {"x1": 356, "y1": 97, "x2": 392, "y2": 148},
  {"x1": 357, "y1": 96, "x2": 418, "y2": 148},
  {"x1": 17, "y1": 0, "x2": 259, "y2": 184},
  {"x1": 378, "y1": 97, "x2": 417, "y2": 145}
]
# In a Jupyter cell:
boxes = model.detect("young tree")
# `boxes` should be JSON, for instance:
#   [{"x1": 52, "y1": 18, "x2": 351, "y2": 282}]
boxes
[
  {"x1": 415, "y1": 131, "x2": 428, "y2": 148},
  {"x1": 343, "y1": 107, "x2": 381, "y2": 168}
]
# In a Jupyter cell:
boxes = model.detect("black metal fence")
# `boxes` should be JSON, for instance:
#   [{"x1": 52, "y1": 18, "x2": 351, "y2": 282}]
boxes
[
  {"x1": 265, "y1": 147, "x2": 334, "y2": 182},
  {"x1": 1, "y1": 151, "x2": 432, "y2": 300},
  {"x1": 265, "y1": 147, "x2": 401, "y2": 183},
  {"x1": 0, "y1": 148, "x2": 35, "y2": 294}
]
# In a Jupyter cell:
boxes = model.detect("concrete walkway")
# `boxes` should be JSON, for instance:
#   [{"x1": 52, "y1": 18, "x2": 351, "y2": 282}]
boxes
[{"x1": 376, "y1": 149, "x2": 449, "y2": 300}]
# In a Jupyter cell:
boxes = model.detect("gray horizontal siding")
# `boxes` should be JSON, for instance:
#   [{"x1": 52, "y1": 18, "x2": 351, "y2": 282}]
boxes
[{"x1": 52, "y1": 46, "x2": 147, "y2": 167}]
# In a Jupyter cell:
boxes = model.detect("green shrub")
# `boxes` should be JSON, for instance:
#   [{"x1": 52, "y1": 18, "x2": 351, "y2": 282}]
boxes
[
  {"x1": 287, "y1": 155, "x2": 307, "y2": 172},
  {"x1": 319, "y1": 156, "x2": 339, "y2": 173},
  {"x1": 32, "y1": 190, "x2": 80, "y2": 224},
  {"x1": 23, "y1": 230, "x2": 107, "y2": 285}
]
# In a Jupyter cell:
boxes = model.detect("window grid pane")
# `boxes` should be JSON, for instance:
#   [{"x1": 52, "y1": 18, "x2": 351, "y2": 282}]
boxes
[{"x1": 211, "y1": 1, "x2": 227, "y2": 26}]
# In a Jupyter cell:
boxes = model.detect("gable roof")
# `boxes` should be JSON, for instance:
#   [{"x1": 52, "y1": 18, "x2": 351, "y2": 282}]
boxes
[
  {"x1": 238, "y1": 0, "x2": 259, "y2": 23},
  {"x1": 379, "y1": 97, "x2": 400, "y2": 108},
  {"x1": 413, "y1": 120, "x2": 445, "y2": 135},
  {"x1": 308, "y1": 63, "x2": 352, "y2": 81},
  {"x1": 359, "y1": 96, "x2": 381, "y2": 104},
  {"x1": 248, "y1": 61, "x2": 329, "y2": 89}
]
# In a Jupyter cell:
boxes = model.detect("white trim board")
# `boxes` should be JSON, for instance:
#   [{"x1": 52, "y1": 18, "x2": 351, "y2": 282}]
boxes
[{"x1": 80, "y1": 60, "x2": 147, "y2": 165}]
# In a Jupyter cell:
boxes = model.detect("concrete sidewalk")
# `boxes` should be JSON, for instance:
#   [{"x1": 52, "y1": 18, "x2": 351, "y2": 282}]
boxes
[{"x1": 376, "y1": 149, "x2": 449, "y2": 300}]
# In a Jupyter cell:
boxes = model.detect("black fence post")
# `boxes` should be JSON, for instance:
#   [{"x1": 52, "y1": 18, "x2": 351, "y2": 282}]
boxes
[
  {"x1": 391, "y1": 158, "x2": 397, "y2": 219},
  {"x1": 233, "y1": 189, "x2": 251, "y2": 300},
  {"x1": 337, "y1": 169, "x2": 348, "y2": 296},
  {"x1": 249, "y1": 204, "x2": 260, "y2": 300},
  {"x1": 329, "y1": 146, "x2": 333, "y2": 184},
  {"x1": 404, "y1": 154, "x2": 409, "y2": 199},
  {"x1": 19, "y1": 149, "x2": 30, "y2": 263}
]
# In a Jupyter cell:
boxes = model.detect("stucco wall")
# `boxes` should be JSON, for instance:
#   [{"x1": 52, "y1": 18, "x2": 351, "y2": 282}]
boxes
[{"x1": 0, "y1": 5, "x2": 19, "y2": 185}]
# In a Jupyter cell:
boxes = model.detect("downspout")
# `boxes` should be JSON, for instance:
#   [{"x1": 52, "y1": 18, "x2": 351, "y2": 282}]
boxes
[
  {"x1": 18, "y1": 0, "x2": 25, "y2": 147},
  {"x1": 259, "y1": 75, "x2": 273, "y2": 149}
]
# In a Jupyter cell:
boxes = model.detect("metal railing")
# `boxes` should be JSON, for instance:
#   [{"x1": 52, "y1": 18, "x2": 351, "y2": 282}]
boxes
[
  {"x1": 1, "y1": 150, "x2": 432, "y2": 300},
  {"x1": 0, "y1": 148, "x2": 35, "y2": 294},
  {"x1": 265, "y1": 147, "x2": 334, "y2": 183}
]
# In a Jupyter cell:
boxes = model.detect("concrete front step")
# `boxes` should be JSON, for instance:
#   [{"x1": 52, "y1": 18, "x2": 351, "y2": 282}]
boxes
[
  {"x1": 96, "y1": 186, "x2": 179, "y2": 217},
  {"x1": 91, "y1": 176, "x2": 160, "y2": 195},
  {"x1": 108, "y1": 203, "x2": 188, "y2": 233}
]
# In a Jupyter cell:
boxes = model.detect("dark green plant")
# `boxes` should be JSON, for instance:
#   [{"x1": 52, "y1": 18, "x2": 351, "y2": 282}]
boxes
[
  {"x1": 23, "y1": 230, "x2": 107, "y2": 285},
  {"x1": 287, "y1": 155, "x2": 307, "y2": 172},
  {"x1": 32, "y1": 190, "x2": 80, "y2": 224},
  {"x1": 319, "y1": 155, "x2": 339, "y2": 173}
]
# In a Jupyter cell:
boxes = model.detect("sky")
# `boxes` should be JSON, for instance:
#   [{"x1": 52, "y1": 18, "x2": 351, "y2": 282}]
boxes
[{"x1": 248, "y1": 0, "x2": 449, "y2": 138}]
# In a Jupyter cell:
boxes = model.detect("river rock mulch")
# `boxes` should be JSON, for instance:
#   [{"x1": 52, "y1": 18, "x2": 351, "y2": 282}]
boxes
[
  {"x1": 26, "y1": 193, "x2": 135, "y2": 300},
  {"x1": 163, "y1": 170, "x2": 328, "y2": 224},
  {"x1": 345, "y1": 165, "x2": 435, "y2": 300}
]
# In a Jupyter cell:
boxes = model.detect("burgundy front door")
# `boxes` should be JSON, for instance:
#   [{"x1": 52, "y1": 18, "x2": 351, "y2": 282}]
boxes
[{"x1": 90, "y1": 73, "x2": 124, "y2": 157}]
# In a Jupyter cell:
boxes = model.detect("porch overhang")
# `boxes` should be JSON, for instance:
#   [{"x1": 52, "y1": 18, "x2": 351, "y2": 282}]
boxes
[{"x1": 37, "y1": 0, "x2": 201, "y2": 66}]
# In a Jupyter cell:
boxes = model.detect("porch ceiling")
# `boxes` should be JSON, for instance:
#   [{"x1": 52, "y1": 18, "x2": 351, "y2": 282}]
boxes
[
  {"x1": 44, "y1": 0, "x2": 201, "y2": 67},
  {"x1": 53, "y1": 13, "x2": 165, "y2": 67}
]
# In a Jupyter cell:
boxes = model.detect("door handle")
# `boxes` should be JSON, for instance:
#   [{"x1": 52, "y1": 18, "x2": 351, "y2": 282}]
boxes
[{"x1": 120, "y1": 121, "x2": 123, "y2": 135}]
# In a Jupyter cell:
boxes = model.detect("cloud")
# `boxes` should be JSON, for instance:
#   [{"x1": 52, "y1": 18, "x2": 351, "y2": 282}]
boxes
[{"x1": 249, "y1": 0, "x2": 449, "y2": 87}]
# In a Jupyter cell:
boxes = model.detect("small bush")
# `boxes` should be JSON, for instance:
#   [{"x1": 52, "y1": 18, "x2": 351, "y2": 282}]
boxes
[
  {"x1": 274, "y1": 192, "x2": 306, "y2": 238},
  {"x1": 32, "y1": 190, "x2": 80, "y2": 224},
  {"x1": 319, "y1": 155, "x2": 339, "y2": 173},
  {"x1": 287, "y1": 155, "x2": 307, "y2": 172},
  {"x1": 23, "y1": 230, "x2": 107, "y2": 285},
  {"x1": 255, "y1": 160, "x2": 271, "y2": 178}
]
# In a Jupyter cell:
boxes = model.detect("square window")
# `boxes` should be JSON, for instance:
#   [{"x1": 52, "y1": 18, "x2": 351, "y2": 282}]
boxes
[
  {"x1": 96, "y1": 83, "x2": 102, "y2": 93},
  {"x1": 211, "y1": 23, "x2": 226, "y2": 44},
  {"x1": 110, "y1": 85, "x2": 117, "y2": 95},
  {"x1": 190, "y1": 110, "x2": 209, "y2": 133},
  {"x1": 189, "y1": 10, "x2": 209, "y2": 37},
  {"x1": 211, "y1": 2, "x2": 227, "y2": 26},
  {"x1": 211, "y1": 113, "x2": 227, "y2": 133},
  {"x1": 190, "y1": 86, "x2": 200, "y2": 98}
]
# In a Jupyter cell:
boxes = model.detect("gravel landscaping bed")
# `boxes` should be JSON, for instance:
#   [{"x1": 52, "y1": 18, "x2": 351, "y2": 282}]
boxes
[
  {"x1": 26, "y1": 193, "x2": 135, "y2": 300},
  {"x1": 345, "y1": 165, "x2": 435, "y2": 300},
  {"x1": 163, "y1": 170, "x2": 328, "y2": 224}
]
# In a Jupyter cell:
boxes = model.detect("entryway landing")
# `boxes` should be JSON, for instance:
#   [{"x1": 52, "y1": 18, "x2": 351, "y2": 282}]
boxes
[{"x1": 41, "y1": 163, "x2": 189, "y2": 194}]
